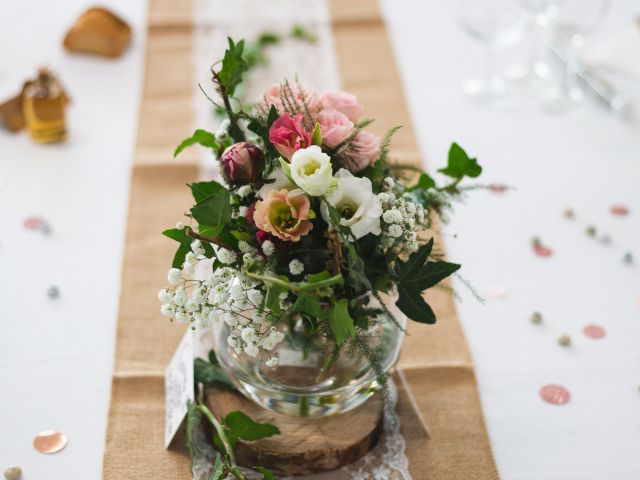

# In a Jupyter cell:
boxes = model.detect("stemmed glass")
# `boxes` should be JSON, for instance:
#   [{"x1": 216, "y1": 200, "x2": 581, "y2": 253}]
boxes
[
  {"x1": 540, "y1": 0, "x2": 611, "y2": 111},
  {"x1": 452, "y1": 0, "x2": 529, "y2": 109}
]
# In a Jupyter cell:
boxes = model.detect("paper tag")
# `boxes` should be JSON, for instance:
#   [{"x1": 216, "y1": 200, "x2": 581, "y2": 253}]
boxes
[{"x1": 164, "y1": 328, "x2": 195, "y2": 448}]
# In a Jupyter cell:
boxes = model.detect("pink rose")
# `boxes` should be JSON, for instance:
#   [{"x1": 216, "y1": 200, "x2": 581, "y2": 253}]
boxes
[
  {"x1": 318, "y1": 109, "x2": 354, "y2": 148},
  {"x1": 345, "y1": 130, "x2": 381, "y2": 172},
  {"x1": 269, "y1": 113, "x2": 312, "y2": 160},
  {"x1": 320, "y1": 90, "x2": 364, "y2": 122},
  {"x1": 258, "y1": 83, "x2": 320, "y2": 115},
  {"x1": 220, "y1": 142, "x2": 264, "y2": 183},
  {"x1": 253, "y1": 189, "x2": 313, "y2": 242}
]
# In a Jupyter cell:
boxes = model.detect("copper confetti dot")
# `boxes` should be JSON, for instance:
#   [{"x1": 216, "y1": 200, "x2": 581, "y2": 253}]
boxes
[
  {"x1": 611, "y1": 205, "x2": 629, "y2": 216},
  {"x1": 530, "y1": 311, "x2": 543, "y2": 325},
  {"x1": 586, "y1": 225, "x2": 597, "y2": 237},
  {"x1": 533, "y1": 244, "x2": 553, "y2": 257},
  {"x1": 562, "y1": 208, "x2": 575, "y2": 219},
  {"x1": 583, "y1": 324, "x2": 606, "y2": 339},
  {"x1": 540, "y1": 384, "x2": 571, "y2": 405},
  {"x1": 33, "y1": 430, "x2": 67, "y2": 454},
  {"x1": 488, "y1": 183, "x2": 508, "y2": 193}
]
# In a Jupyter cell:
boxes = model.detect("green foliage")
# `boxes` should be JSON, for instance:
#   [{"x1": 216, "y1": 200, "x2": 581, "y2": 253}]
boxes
[
  {"x1": 394, "y1": 239, "x2": 461, "y2": 323},
  {"x1": 311, "y1": 122, "x2": 322, "y2": 146},
  {"x1": 185, "y1": 400, "x2": 202, "y2": 462},
  {"x1": 218, "y1": 38, "x2": 249, "y2": 96},
  {"x1": 438, "y1": 143, "x2": 482, "y2": 181},
  {"x1": 220, "y1": 411, "x2": 280, "y2": 447},
  {"x1": 264, "y1": 275, "x2": 291, "y2": 315},
  {"x1": 163, "y1": 227, "x2": 214, "y2": 268},
  {"x1": 190, "y1": 180, "x2": 225, "y2": 204},
  {"x1": 254, "y1": 466, "x2": 277, "y2": 480},
  {"x1": 194, "y1": 350, "x2": 233, "y2": 388},
  {"x1": 344, "y1": 243, "x2": 372, "y2": 293},
  {"x1": 290, "y1": 24, "x2": 318, "y2": 43},
  {"x1": 292, "y1": 293, "x2": 324, "y2": 318},
  {"x1": 210, "y1": 455, "x2": 225, "y2": 479},
  {"x1": 174, "y1": 129, "x2": 218, "y2": 158},
  {"x1": 406, "y1": 172, "x2": 436, "y2": 192},
  {"x1": 190, "y1": 190, "x2": 232, "y2": 231},
  {"x1": 327, "y1": 298, "x2": 356, "y2": 346}
]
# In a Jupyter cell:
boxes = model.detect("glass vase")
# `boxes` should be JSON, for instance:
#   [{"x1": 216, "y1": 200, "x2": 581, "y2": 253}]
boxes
[{"x1": 211, "y1": 294, "x2": 406, "y2": 417}]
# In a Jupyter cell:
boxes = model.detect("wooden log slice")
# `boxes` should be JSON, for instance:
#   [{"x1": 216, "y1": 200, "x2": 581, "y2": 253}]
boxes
[{"x1": 204, "y1": 386, "x2": 384, "y2": 476}]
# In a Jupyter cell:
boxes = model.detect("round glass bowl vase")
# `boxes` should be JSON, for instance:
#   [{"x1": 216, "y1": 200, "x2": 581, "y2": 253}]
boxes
[{"x1": 211, "y1": 296, "x2": 406, "y2": 417}]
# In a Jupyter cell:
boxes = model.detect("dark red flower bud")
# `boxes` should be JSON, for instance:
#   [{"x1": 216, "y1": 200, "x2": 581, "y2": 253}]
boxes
[{"x1": 220, "y1": 142, "x2": 264, "y2": 183}]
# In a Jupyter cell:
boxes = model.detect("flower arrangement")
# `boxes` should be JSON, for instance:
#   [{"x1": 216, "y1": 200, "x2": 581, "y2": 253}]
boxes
[{"x1": 159, "y1": 38, "x2": 482, "y2": 404}]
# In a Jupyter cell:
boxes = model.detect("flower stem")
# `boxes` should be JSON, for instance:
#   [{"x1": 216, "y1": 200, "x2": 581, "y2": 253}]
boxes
[{"x1": 197, "y1": 404, "x2": 236, "y2": 465}]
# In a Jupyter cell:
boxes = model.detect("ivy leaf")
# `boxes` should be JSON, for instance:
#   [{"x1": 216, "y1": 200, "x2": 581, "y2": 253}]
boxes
[
  {"x1": 185, "y1": 400, "x2": 202, "y2": 462},
  {"x1": 327, "y1": 298, "x2": 356, "y2": 346},
  {"x1": 194, "y1": 350, "x2": 233, "y2": 388},
  {"x1": 189, "y1": 180, "x2": 224, "y2": 204},
  {"x1": 344, "y1": 244, "x2": 372, "y2": 293},
  {"x1": 209, "y1": 454, "x2": 225, "y2": 480},
  {"x1": 163, "y1": 227, "x2": 214, "y2": 267},
  {"x1": 394, "y1": 239, "x2": 461, "y2": 323},
  {"x1": 438, "y1": 143, "x2": 482, "y2": 180},
  {"x1": 406, "y1": 172, "x2": 436, "y2": 192},
  {"x1": 222, "y1": 411, "x2": 280, "y2": 447},
  {"x1": 254, "y1": 466, "x2": 277, "y2": 480},
  {"x1": 174, "y1": 129, "x2": 218, "y2": 157},
  {"x1": 264, "y1": 275, "x2": 291, "y2": 315},
  {"x1": 292, "y1": 293, "x2": 324, "y2": 318},
  {"x1": 218, "y1": 37, "x2": 248, "y2": 96},
  {"x1": 190, "y1": 190, "x2": 232, "y2": 231}
]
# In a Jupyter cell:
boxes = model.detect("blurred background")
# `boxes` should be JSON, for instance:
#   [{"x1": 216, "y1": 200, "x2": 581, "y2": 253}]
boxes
[{"x1": 1, "y1": 0, "x2": 639, "y2": 479}]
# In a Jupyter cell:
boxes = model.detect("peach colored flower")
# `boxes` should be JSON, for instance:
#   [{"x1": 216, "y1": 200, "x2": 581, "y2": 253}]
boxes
[
  {"x1": 318, "y1": 109, "x2": 354, "y2": 148},
  {"x1": 269, "y1": 113, "x2": 312, "y2": 160},
  {"x1": 345, "y1": 130, "x2": 381, "y2": 172},
  {"x1": 320, "y1": 90, "x2": 364, "y2": 122},
  {"x1": 253, "y1": 188, "x2": 313, "y2": 242},
  {"x1": 258, "y1": 83, "x2": 320, "y2": 115}
]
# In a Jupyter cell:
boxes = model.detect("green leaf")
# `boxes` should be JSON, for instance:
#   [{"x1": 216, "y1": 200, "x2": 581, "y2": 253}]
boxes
[
  {"x1": 344, "y1": 244, "x2": 372, "y2": 293},
  {"x1": 190, "y1": 190, "x2": 232, "y2": 230},
  {"x1": 292, "y1": 293, "x2": 324, "y2": 318},
  {"x1": 171, "y1": 244, "x2": 190, "y2": 269},
  {"x1": 218, "y1": 38, "x2": 249, "y2": 96},
  {"x1": 394, "y1": 239, "x2": 461, "y2": 323},
  {"x1": 223, "y1": 411, "x2": 280, "y2": 446},
  {"x1": 311, "y1": 122, "x2": 322, "y2": 146},
  {"x1": 190, "y1": 180, "x2": 224, "y2": 203},
  {"x1": 185, "y1": 400, "x2": 202, "y2": 462},
  {"x1": 209, "y1": 454, "x2": 225, "y2": 480},
  {"x1": 437, "y1": 142, "x2": 482, "y2": 180},
  {"x1": 163, "y1": 227, "x2": 214, "y2": 267},
  {"x1": 327, "y1": 298, "x2": 356, "y2": 347},
  {"x1": 254, "y1": 466, "x2": 278, "y2": 480},
  {"x1": 406, "y1": 172, "x2": 436, "y2": 192},
  {"x1": 278, "y1": 157, "x2": 295, "y2": 184},
  {"x1": 194, "y1": 353, "x2": 233, "y2": 389},
  {"x1": 174, "y1": 129, "x2": 218, "y2": 157},
  {"x1": 264, "y1": 275, "x2": 291, "y2": 315}
]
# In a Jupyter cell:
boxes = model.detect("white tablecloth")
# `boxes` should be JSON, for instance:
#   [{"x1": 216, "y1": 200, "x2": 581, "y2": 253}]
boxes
[{"x1": 1, "y1": 0, "x2": 639, "y2": 479}]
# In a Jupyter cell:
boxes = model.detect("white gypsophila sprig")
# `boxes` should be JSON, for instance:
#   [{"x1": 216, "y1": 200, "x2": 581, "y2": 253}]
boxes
[{"x1": 288, "y1": 259, "x2": 304, "y2": 276}]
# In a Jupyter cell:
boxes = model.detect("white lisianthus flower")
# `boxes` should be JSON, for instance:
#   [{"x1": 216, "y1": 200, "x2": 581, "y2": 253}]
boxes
[
  {"x1": 321, "y1": 169, "x2": 382, "y2": 239},
  {"x1": 290, "y1": 145, "x2": 335, "y2": 197},
  {"x1": 257, "y1": 168, "x2": 295, "y2": 199}
]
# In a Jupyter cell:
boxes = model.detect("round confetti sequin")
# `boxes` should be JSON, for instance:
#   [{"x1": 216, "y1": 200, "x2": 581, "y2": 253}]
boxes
[
  {"x1": 583, "y1": 324, "x2": 606, "y2": 339},
  {"x1": 23, "y1": 216, "x2": 46, "y2": 230},
  {"x1": 488, "y1": 183, "x2": 508, "y2": 193},
  {"x1": 481, "y1": 286, "x2": 508, "y2": 300},
  {"x1": 33, "y1": 430, "x2": 67, "y2": 454},
  {"x1": 533, "y1": 244, "x2": 553, "y2": 257},
  {"x1": 610, "y1": 205, "x2": 629, "y2": 216},
  {"x1": 540, "y1": 384, "x2": 571, "y2": 405}
]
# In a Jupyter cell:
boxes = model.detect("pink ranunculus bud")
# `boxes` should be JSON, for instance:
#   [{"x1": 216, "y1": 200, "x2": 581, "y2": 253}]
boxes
[
  {"x1": 346, "y1": 130, "x2": 381, "y2": 172},
  {"x1": 320, "y1": 90, "x2": 364, "y2": 122},
  {"x1": 318, "y1": 109, "x2": 354, "y2": 148},
  {"x1": 220, "y1": 142, "x2": 264, "y2": 183},
  {"x1": 268, "y1": 113, "x2": 313, "y2": 160}
]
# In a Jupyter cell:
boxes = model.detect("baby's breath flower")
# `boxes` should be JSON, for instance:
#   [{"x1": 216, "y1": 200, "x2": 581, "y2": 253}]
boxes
[
  {"x1": 382, "y1": 209, "x2": 402, "y2": 224},
  {"x1": 160, "y1": 304, "x2": 175, "y2": 317},
  {"x1": 265, "y1": 356, "x2": 279, "y2": 367},
  {"x1": 190, "y1": 239, "x2": 205, "y2": 256},
  {"x1": 175, "y1": 310, "x2": 189, "y2": 323},
  {"x1": 236, "y1": 185, "x2": 253, "y2": 198},
  {"x1": 388, "y1": 224, "x2": 402, "y2": 238},
  {"x1": 176, "y1": 221, "x2": 185, "y2": 230},
  {"x1": 244, "y1": 343, "x2": 259, "y2": 357},
  {"x1": 217, "y1": 247, "x2": 237, "y2": 264},
  {"x1": 167, "y1": 268, "x2": 182, "y2": 286},
  {"x1": 261, "y1": 240, "x2": 275, "y2": 257},
  {"x1": 158, "y1": 289, "x2": 172, "y2": 303},
  {"x1": 289, "y1": 259, "x2": 304, "y2": 275}
]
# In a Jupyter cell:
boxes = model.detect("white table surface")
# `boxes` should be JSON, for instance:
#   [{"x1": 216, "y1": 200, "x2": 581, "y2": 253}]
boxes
[{"x1": 1, "y1": 0, "x2": 639, "y2": 479}]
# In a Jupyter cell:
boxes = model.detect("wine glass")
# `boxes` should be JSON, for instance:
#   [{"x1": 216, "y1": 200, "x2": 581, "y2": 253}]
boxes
[
  {"x1": 452, "y1": 0, "x2": 529, "y2": 109},
  {"x1": 540, "y1": 0, "x2": 611, "y2": 111}
]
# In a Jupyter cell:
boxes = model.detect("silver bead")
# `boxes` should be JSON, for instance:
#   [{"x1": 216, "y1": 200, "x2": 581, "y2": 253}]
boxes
[{"x1": 47, "y1": 285, "x2": 60, "y2": 299}]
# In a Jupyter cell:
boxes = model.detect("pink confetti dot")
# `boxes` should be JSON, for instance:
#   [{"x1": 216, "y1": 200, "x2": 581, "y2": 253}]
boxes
[
  {"x1": 540, "y1": 384, "x2": 571, "y2": 405},
  {"x1": 583, "y1": 324, "x2": 606, "y2": 339},
  {"x1": 489, "y1": 183, "x2": 508, "y2": 193},
  {"x1": 533, "y1": 244, "x2": 553, "y2": 257},
  {"x1": 23, "y1": 216, "x2": 46, "y2": 230},
  {"x1": 610, "y1": 205, "x2": 629, "y2": 216}
]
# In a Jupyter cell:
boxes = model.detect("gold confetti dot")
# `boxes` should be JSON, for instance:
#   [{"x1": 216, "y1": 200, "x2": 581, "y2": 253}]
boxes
[{"x1": 557, "y1": 334, "x2": 571, "y2": 347}]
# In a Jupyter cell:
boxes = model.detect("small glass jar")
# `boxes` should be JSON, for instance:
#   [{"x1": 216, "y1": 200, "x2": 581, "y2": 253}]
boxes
[
  {"x1": 211, "y1": 294, "x2": 406, "y2": 417},
  {"x1": 23, "y1": 67, "x2": 67, "y2": 143}
]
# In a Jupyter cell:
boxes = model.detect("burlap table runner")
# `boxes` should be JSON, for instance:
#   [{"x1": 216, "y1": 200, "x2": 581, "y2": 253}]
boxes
[{"x1": 103, "y1": 0, "x2": 499, "y2": 478}]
